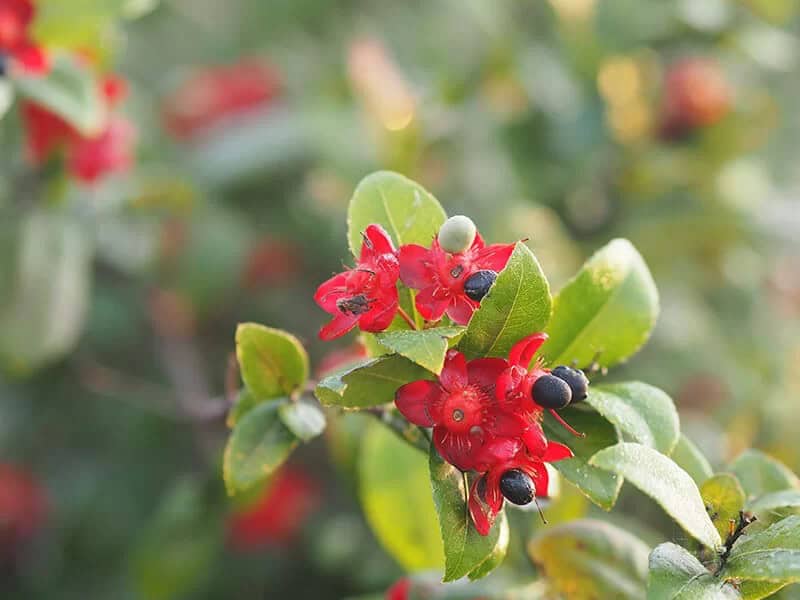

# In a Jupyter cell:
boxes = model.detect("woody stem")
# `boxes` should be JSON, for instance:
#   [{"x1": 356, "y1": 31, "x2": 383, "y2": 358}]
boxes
[{"x1": 397, "y1": 306, "x2": 418, "y2": 330}]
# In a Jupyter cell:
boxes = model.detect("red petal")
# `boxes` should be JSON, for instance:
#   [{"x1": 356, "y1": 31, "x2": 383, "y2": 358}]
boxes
[
  {"x1": 494, "y1": 365, "x2": 525, "y2": 403},
  {"x1": 466, "y1": 358, "x2": 507, "y2": 390},
  {"x1": 414, "y1": 285, "x2": 450, "y2": 322},
  {"x1": 314, "y1": 272, "x2": 350, "y2": 313},
  {"x1": 359, "y1": 224, "x2": 395, "y2": 263},
  {"x1": 531, "y1": 462, "x2": 550, "y2": 497},
  {"x1": 477, "y1": 242, "x2": 516, "y2": 272},
  {"x1": 445, "y1": 294, "x2": 477, "y2": 326},
  {"x1": 468, "y1": 476, "x2": 497, "y2": 536},
  {"x1": 398, "y1": 244, "x2": 434, "y2": 289},
  {"x1": 484, "y1": 467, "x2": 505, "y2": 512},
  {"x1": 440, "y1": 350, "x2": 468, "y2": 391},
  {"x1": 358, "y1": 289, "x2": 398, "y2": 332},
  {"x1": 433, "y1": 427, "x2": 476, "y2": 471},
  {"x1": 523, "y1": 425, "x2": 548, "y2": 456},
  {"x1": 318, "y1": 313, "x2": 358, "y2": 341},
  {"x1": 12, "y1": 43, "x2": 48, "y2": 74},
  {"x1": 395, "y1": 380, "x2": 440, "y2": 427},
  {"x1": 508, "y1": 333, "x2": 548, "y2": 368},
  {"x1": 542, "y1": 441, "x2": 573, "y2": 463},
  {"x1": 477, "y1": 437, "x2": 522, "y2": 468}
]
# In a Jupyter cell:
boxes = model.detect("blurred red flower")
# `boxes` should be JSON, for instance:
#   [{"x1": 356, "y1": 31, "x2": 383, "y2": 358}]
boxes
[
  {"x1": 385, "y1": 577, "x2": 411, "y2": 600},
  {"x1": 242, "y1": 238, "x2": 303, "y2": 290},
  {"x1": 227, "y1": 467, "x2": 319, "y2": 551},
  {"x1": 0, "y1": 463, "x2": 47, "y2": 559},
  {"x1": 659, "y1": 58, "x2": 731, "y2": 138},
  {"x1": 0, "y1": 0, "x2": 47, "y2": 74},
  {"x1": 162, "y1": 58, "x2": 282, "y2": 140},
  {"x1": 316, "y1": 342, "x2": 368, "y2": 379}
]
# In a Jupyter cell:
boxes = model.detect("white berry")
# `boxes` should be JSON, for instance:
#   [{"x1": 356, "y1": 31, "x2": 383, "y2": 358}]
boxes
[{"x1": 438, "y1": 215, "x2": 477, "y2": 254}]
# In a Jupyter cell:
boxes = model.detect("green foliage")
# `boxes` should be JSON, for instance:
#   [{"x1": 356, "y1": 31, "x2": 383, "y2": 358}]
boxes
[
  {"x1": 458, "y1": 242, "x2": 552, "y2": 359},
  {"x1": 540, "y1": 238, "x2": 659, "y2": 369},
  {"x1": 359, "y1": 423, "x2": 443, "y2": 572},
  {"x1": 749, "y1": 490, "x2": 800, "y2": 514},
  {"x1": 728, "y1": 450, "x2": 800, "y2": 501},
  {"x1": 278, "y1": 399, "x2": 327, "y2": 442},
  {"x1": 429, "y1": 448, "x2": 508, "y2": 582},
  {"x1": 236, "y1": 323, "x2": 309, "y2": 401},
  {"x1": 587, "y1": 382, "x2": 680, "y2": 454},
  {"x1": 670, "y1": 434, "x2": 714, "y2": 486},
  {"x1": 374, "y1": 326, "x2": 465, "y2": 374},
  {"x1": 591, "y1": 443, "x2": 722, "y2": 549},
  {"x1": 701, "y1": 474, "x2": 747, "y2": 541},
  {"x1": 223, "y1": 403, "x2": 298, "y2": 495},
  {"x1": 528, "y1": 519, "x2": 650, "y2": 600},
  {"x1": 720, "y1": 516, "x2": 800, "y2": 584},
  {"x1": 647, "y1": 543, "x2": 741, "y2": 599}
]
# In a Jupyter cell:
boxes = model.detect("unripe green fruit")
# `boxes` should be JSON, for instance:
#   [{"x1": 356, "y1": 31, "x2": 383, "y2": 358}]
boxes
[{"x1": 438, "y1": 215, "x2": 477, "y2": 254}]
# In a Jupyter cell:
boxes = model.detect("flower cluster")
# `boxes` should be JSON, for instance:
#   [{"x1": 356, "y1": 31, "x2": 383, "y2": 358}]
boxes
[
  {"x1": 396, "y1": 333, "x2": 589, "y2": 535},
  {"x1": 0, "y1": 0, "x2": 47, "y2": 75},
  {"x1": 314, "y1": 217, "x2": 515, "y2": 339}
]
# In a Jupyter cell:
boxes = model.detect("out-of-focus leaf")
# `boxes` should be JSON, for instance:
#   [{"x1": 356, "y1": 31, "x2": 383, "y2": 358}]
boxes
[
  {"x1": 315, "y1": 355, "x2": 430, "y2": 409},
  {"x1": 346, "y1": 170, "x2": 446, "y2": 257},
  {"x1": 540, "y1": 238, "x2": 659, "y2": 369},
  {"x1": 670, "y1": 434, "x2": 714, "y2": 486},
  {"x1": 528, "y1": 519, "x2": 650, "y2": 600},
  {"x1": 738, "y1": 581, "x2": 791, "y2": 600},
  {"x1": 458, "y1": 243, "x2": 551, "y2": 359},
  {"x1": 591, "y1": 443, "x2": 722, "y2": 549},
  {"x1": 359, "y1": 423, "x2": 443, "y2": 571},
  {"x1": 749, "y1": 490, "x2": 800, "y2": 514},
  {"x1": 429, "y1": 447, "x2": 508, "y2": 582},
  {"x1": 223, "y1": 403, "x2": 298, "y2": 495},
  {"x1": 15, "y1": 54, "x2": 104, "y2": 135},
  {"x1": 647, "y1": 543, "x2": 740, "y2": 599},
  {"x1": 0, "y1": 212, "x2": 92, "y2": 373},
  {"x1": 587, "y1": 382, "x2": 680, "y2": 454},
  {"x1": 278, "y1": 400, "x2": 326, "y2": 442},
  {"x1": 375, "y1": 326, "x2": 465, "y2": 374},
  {"x1": 226, "y1": 389, "x2": 259, "y2": 429},
  {"x1": 728, "y1": 450, "x2": 800, "y2": 501},
  {"x1": 720, "y1": 516, "x2": 800, "y2": 583},
  {"x1": 542, "y1": 406, "x2": 622, "y2": 510},
  {"x1": 236, "y1": 323, "x2": 309, "y2": 400},
  {"x1": 701, "y1": 474, "x2": 746, "y2": 540}
]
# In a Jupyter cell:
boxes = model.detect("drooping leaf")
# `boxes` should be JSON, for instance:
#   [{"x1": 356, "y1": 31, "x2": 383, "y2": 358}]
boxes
[
  {"x1": 540, "y1": 238, "x2": 659, "y2": 369},
  {"x1": 749, "y1": 490, "x2": 800, "y2": 515},
  {"x1": 587, "y1": 382, "x2": 680, "y2": 454},
  {"x1": 647, "y1": 543, "x2": 741, "y2": 599},
  {"x1": 315, "y1": 355, "x2": 431, "y2": 409},
  {"x1": 374, "y1": 327, "x2": 465, "y2": 374},
  {"x1": 347, "y1": 171, "x2": 446, "y2": 256},
  {"x1": 542, "y1": 406, "x2": 622, "y2": 510},
  {"x1": 528, "y1": 519, "x2": 650, "y2": 600},
  {"x1": 670, "y1": 434, "x2": 714, "y2": 486},
  {"x1": 728, "y1": 450, "x2": 800, "y2": 502},
  {"x1": 278, "y1": 400, "x2": 326, "y2": 442},
  {"x1": 359, "y1": 423, "x2": 443, "y2": 571},
  {"x1": 223, "y1": 403, "x2": 298, "y2": 495},
  {"x1": 15, "y1": 53, "x2": 104, "y2": 135},
  {"x1": 721, "y1": 516, "x2": 800, "y2": 583},
  {"x1": 591, "y1": 443, "x2": 722, "y2": 549},
  {"x1": 236, "y1": 323, "x2": 309, "y2": 400},
  {"x1": 429, "y1": 447, "x2": 508, "y2": 582},
  {"x1": 458, "y1": 243, "x2": 551, "y2": 359},
  {"x1": 701, "y1": 474, "x2": 746, "y2": 541}
]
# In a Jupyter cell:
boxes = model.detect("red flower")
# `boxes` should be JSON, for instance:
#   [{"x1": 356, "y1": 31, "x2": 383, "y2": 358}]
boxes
[
  {"x1": 314, "y1": 224, "x2": 400, "y2": 340},
  {"x1": 227, "y1": 467, "x2": 319, "y2": 551},
  {"x1": 385, "y1": 578, "x2": 411, "y2": 600},
  {"x1": 468, "y1": 439, "x2": 572, "y2": 535},
  {"x1": 659, "y1": 58, "x2": 730, "y2": 139},
  {"x1": 395, "y1": 349, "x2": 508, "y2": 471},
  {"x1": 399, "y1": 234, "x2": 514, "y2": 325},
  {"x1": 162, "y1": 58, "x2": 282, "y2": 140},
  {"x1": 0, "y1": 463, "x2": 47, "y2": 559},
  {"x1": 0, "y1": 0, "x2": 47, "y2": 74}
]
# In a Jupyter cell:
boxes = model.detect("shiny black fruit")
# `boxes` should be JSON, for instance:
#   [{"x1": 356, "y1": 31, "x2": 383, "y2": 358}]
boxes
[
  {"x1": 499, "y1": 469, "x2": 535, "y2": 505},
  {"x1": 551, "y1": 365, "x2": 589, "y2": 402},
  {"x1": 531, "y1": 374, "x2": 572, "y2": 409},
  {"x1": 463, "y1": 270, "x2": 497, "y2": 302}
]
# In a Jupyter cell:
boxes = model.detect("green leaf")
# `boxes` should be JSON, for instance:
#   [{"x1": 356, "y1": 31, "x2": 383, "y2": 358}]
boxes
[
  {"x1": 701, "y1": 474, "x2": 746, "y2": 540},
  {"x1": 542, "y1": 406, "x2": 622, "y2": 510},
  {"x1": 738, "y1": 581, "x2": 791, "y2": 600},
  {"x1": 223, "y1": 403, "x2": 298, "y2": 495},
  {"x1": 315, "y1": 355, "x2": 431, "y2": 409},
  {"x1": 587, "y1": 382, "x2": 680, "y2": 454},
  {"x1": 647, "y1": 543, "x2": 741, "y2": 599},
  {"x1": 540, "y1": 238, "x2": 659, "y2": 369},
  {"x1": 670, "y1": 434, "x2": 714, "y2": 486},
  {"x1": 14, "y1": 53, "x2": 104, "y2": 135},
  {"x1": 278, "y1": 400, "x2": 326, "y2": 442},
  {"x1": 359, "y1": 423, "x2": 443, "y2": 571},
  {"x1": 728, "y1": 450, "x2": 800, "y2": 501},
  {"x1": 528, "y1": 519, "x2": 650, "y2": 600},
  {"x1": 590, "y1": 443, "x2": 722, "y2": 549},
  {"x1": 458, "y1": 243, "x2": 551, "y2": 359},
  {"x1": 236, "y1": 323, "x2": 309, "y2": 400},
  {"x1": 346, "y1": 171, "x2": 446, "y2": 256},
  {"x1": 749, "y1": 490, "x2": 800, "y2": 515},
  {"x1": 374, "y1": 327, "x2": 465, "y2": 374},
  {"x1": 226, "y1": 389, "x2": 259, "y2": 429},
  {"x1": 721, "y1": 516, "x2": 800, "y2": 583},
  {"x1": 429, "y1": 447, "x2": 508, "y2": 582}
]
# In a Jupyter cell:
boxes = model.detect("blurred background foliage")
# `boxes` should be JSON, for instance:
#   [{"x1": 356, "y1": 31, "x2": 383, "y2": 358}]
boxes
[{"x1": 1, "y1": 0, "x2": 799, "y2": 598}]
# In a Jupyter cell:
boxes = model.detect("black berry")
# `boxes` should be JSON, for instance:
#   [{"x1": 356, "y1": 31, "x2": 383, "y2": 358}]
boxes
[
  {"x1": 463, "y1": 270, "x2": 497, "y2": 302},
  {"x1": 551, "y1": 365, "x2": 589, "y2": 402},
  {"x1": 499, "y1": 469, "x2": 535, "y2": 505},
  {"x1": 531, "y1": 374, "x2": 572, "y2": 409}
]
